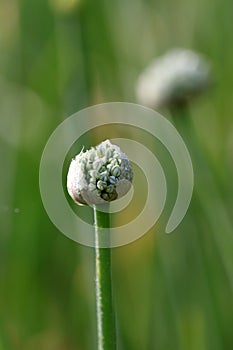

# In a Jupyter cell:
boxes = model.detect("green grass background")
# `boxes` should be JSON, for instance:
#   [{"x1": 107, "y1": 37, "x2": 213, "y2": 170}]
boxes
[{"x1": 0, "y1": 0, "x2": 233, "y2": 349}]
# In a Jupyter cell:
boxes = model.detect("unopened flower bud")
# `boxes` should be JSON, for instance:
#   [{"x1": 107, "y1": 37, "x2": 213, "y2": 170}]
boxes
[
  {"x1": 67, "y1": 140, "x2": 133, "y2": 205},
  {"x1": 136, "y1": 48, "x2": 211, "y2": 109}
]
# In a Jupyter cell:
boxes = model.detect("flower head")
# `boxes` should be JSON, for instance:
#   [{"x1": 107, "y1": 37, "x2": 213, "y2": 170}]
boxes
[
  {"x1": 67, "y1": 140, "x2": 133, "y2": 205},
  {"x1": 136, "y1": 48, "x2": 211, "y2": 109}
]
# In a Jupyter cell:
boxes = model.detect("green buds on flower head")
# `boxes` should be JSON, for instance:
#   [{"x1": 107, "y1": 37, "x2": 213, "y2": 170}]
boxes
[
  {"x1": 136, "y1": 48, "x2": 211, "y2": 109},
  {"x1": 67, "y1": 140, "x2": 133, "y2": 205}
]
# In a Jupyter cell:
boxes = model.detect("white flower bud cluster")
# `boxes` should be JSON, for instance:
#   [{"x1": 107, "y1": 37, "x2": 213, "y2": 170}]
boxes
[
  {"x1": 136, "y1": 48, "x2": 211, "y2": 109},
  {"x1": 67, "y1": 140, "x2": 133, "y2": 205}
]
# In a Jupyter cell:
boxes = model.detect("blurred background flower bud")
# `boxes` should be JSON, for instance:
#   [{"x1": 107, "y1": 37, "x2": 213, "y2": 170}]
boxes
[
  {"x1": 49, "y1": 0, "x2": 81, "y2": 14},
  {"x1": 135, "y1": 48, "x2": 211, "y2": 109}
]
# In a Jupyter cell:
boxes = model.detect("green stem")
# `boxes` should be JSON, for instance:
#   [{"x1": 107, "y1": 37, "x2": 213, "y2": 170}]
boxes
[
  {"x1": 170, "y1": 104, "x2": 231, "y2": 347},
  {"x1": 170, "y1": 102, "x2": 193, "y2": 134},
  {"x1": 93, "y1": 205, "x2": 116, "y2": 350}
]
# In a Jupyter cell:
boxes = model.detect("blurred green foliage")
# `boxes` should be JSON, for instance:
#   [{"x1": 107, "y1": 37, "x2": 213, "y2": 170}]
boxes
[{"x1": 0, "y1": 0, "x2": 233, "y2": 349}]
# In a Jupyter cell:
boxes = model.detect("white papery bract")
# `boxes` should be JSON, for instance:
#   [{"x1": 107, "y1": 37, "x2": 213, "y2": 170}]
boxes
[
  {"x1": 67, "y1": 140, "x2": 133, "y2": 205},
  {"x1": 136, "y1": 48, "x2": 211, "y2": 109}
]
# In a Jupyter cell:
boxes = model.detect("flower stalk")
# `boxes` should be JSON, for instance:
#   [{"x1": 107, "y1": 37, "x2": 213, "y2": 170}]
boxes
[
  {"x1": 67, "y1": 139, "x2": 133, "y2": 350},
  {"x1": 94, "y1": 205, "x2": 116, "y2": 350}
]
